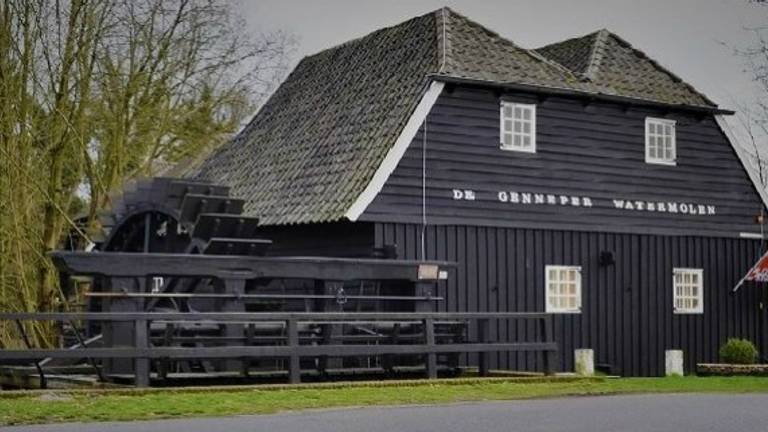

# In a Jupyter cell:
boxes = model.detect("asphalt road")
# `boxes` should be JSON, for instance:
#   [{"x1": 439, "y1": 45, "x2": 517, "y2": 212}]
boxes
[{"x1": 4, "y1": 394, "x2": 768, "y2": 432}]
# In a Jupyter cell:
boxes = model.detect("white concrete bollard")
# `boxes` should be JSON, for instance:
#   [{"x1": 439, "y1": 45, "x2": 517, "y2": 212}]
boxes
[
  {"x1": 574, "y1": 349, "x2": 594, "y2": 376},
  {"x1": 665, "y1": 350, "x2": 684, "y2": 376}
]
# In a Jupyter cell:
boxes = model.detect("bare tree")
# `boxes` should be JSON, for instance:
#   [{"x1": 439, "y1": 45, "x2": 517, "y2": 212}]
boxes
[
  {"x1": 88, "y1": 0, "x2": 290, "y2": 214},
  {"x1": 0, "y1": 0, "x2": 292, "y2": 347}
]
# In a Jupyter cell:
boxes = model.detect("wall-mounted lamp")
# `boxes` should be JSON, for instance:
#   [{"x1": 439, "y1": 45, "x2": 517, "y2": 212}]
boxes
[{"x1": 599, "y1": 251, "x2": 616, "y2": 267}]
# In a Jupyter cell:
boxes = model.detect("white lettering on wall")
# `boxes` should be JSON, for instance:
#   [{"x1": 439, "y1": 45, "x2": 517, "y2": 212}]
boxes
[
  {"x1": 453, "y1": 189, "x2": 717, "y2": 216},
  {"x1": 452, "y1": 189, "x2": 476, "y2": 201},
  {"x1": 610, "y1": 198, "x2": 718, "y2": 216}
]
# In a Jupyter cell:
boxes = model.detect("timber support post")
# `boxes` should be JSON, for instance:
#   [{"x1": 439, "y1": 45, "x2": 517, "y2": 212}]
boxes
[
  {"x1": 478, "y1": 318, "x2": 490, "y2": 377},
  {"x1": 423, "y1": 318, "x2": 437, "y2": 379},
  {"x1": 287, "y1": 318, "x2": 300, "y2": 384},
  {"x1": 134, "y1": 318, "x2": 149, "y2": 387},
  {"x1": 318, "y1": 280, "x2": 343, "y2": 373},
  {"x1": 541, "y1": 315, "x2": 557, "y2": 375}
]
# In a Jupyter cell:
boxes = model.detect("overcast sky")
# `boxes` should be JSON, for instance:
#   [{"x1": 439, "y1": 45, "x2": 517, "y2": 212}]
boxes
[{"x1": 242, "y1": 0, "x2": 766, "y2": 112}]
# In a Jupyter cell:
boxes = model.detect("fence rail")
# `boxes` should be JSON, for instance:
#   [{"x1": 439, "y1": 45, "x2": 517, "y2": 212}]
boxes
[{"x1": 0, "y1": 311, "x2": 558, "y2": 387}]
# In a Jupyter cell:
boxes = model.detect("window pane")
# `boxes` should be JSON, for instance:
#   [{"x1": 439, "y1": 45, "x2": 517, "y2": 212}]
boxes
[
  {"x1": 522, "y1": 136, "x2": 531, "y2": 147},
  {"x1": 522, "y1": 108, "x2": 531, "y2": 120},
  {"x1": 674, "y1": 269, "x2": 703, "y2": 313},
  {"x1": 514, "y1": 107, "x2": 522, "y2": 118},
  {"x1": 514, "y1": 135, "x2": 522, "y2": 147},
  {"x1": 647, "y1": 120, "x2": 676, "y2": 163},
  {"x1": 504, "y1": 106, "x2": 513, "y2": 117},
  {"x1": 514, "y1": 121, "x2": 522, "y2": 133},
  {"x1": 523, "y1": 122, "x2": 531, "y2": 134}
]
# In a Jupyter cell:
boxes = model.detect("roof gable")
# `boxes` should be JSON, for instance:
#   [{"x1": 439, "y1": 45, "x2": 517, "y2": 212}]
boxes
[
  {"x1": 194, "y1": 11, "x2": 439, "y2": 224},
  {"x1": 437, "y1": 9, "x2": 584, "y2": 90},
  {"x1": 536, "y1": 29, "x2": 714, "y2": 107}
]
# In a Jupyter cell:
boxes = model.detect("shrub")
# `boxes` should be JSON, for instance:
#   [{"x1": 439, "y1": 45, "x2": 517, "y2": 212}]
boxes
[{"x1": 719, "y1": 338, "x2": 759, "y2": 364}]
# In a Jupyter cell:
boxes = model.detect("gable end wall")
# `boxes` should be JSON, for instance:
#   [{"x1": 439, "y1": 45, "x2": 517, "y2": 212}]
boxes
[{"x1": 361, "y1": 85, "x2": 765, "y2": 238}]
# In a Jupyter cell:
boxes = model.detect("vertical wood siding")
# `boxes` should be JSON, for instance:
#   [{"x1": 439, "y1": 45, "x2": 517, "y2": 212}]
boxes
[{"x1": 376, "y1": 222, "x2": 767, "y2": 376}]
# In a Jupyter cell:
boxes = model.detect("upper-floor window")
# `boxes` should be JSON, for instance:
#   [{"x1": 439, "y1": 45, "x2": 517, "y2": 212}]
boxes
[
  {"x1": 500, "y1": 101, "x2": 536, "y2": 153},
  {"x1": 545, "y1": 265, "x2": 581, "y2": 313},
  {"x1": 645, "y1": 117, "x2": 676, "y2": 165},
  {"x1": 673, "y1": 268, "x2": 703, "y2": 314}
]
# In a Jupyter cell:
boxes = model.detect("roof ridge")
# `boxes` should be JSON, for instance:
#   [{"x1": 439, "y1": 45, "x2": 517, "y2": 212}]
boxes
[
  {"x1": 599, "y1": 30, "x2": 717, "y2": 106},
  {"x1": 298, "y1": 9, "x2": 438, "y2": 62},
  {"x1": 435, "y1": 7, "x2": 451, "y2": 73},
  {"x1": 583, "y1": 29, "x2": 610, "y2": 81},
  {"x1": 441, "y1": 8, "x2": 581, "y2": 80}
]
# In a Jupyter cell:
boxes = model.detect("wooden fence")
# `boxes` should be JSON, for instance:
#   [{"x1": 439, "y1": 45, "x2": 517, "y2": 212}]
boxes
[{"x1": 0, "y1": 311, "x2": 557, "y2": 387}]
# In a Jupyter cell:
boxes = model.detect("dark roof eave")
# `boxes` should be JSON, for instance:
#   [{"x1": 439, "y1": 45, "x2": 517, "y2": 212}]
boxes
[{"x1": 430, "y1": 74, "x2": 735, "y2": 116}]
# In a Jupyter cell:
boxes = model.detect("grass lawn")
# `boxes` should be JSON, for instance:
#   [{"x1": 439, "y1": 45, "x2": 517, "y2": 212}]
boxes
[{"x1": 2, "y1": 376, "x2": 768, "y2": 426}]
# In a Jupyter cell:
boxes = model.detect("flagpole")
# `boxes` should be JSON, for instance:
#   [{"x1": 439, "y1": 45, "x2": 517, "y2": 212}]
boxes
[{"x1": 732, "y1": 272, "x2": 750, "y2": 293}]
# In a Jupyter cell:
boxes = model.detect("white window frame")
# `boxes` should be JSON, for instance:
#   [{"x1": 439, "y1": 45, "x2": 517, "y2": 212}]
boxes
[
  {"x1": 673, "y1": 268, "x2": 704, "y2": 314},
  {"x1": 645, "y1": 117, "x2": 677, "y2": 165},
  {"x1": 500, "y1": 101, "x2": 536, "y2": 153},
  {"x1": 545, "y1": 265, "x2": 582, "y2": 314}
]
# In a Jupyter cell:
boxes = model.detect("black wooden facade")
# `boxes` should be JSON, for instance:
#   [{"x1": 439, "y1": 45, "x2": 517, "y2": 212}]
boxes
[
  {"x1": 189, "y1": 9, "x2": 768, "y2": 377},
  {"x1": 262, "y1": 84, "x2": 768, "y2": 377},
  {"x1": 364, "y1": 86, "x2": 764, "y2": 237}
]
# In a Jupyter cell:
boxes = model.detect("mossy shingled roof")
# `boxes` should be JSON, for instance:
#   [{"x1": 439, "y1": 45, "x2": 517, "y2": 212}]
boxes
[
  {"x1": 535, "y1": 29, "x2": 715, "y2": 107},
  {"x1": 194, "y1": 8, "x2": 717, "y2": 225}
]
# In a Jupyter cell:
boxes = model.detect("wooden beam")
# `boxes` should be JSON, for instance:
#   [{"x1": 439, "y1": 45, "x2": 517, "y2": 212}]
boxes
[
  {"x1": 50, "y1": 252, "x2": 454, "y2": 282},
  {"x1": 0, "y1": 342, "x2": 558, "y2": 361},
  {"x1": 0, "y1": 311, "x2": 551, "y2": 322}
]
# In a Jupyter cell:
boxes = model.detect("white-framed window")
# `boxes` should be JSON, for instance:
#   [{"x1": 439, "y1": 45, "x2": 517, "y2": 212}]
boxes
[
  {"x1": 545, "y1": 265, "x2": 581, "y2": 313},
  {"x1": 500, "y1": 101, "x2": 536, "y2": 153},
  {"x1": 645, "y1": 117, "x2": 676, "y2": 165},
  {"x1": 673, "y1": 268, "x2": 703, "y2": 314}
]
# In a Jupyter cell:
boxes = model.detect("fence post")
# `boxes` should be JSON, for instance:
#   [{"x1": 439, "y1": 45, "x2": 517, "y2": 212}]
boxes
[
  {"x1": 541, "y1": 316, "x2": 557, "y2": 375},
  {"x1": 221, "y1": 278, "x2": 246, "y2": 372},
  {"x1": 423, "y1": 318, "x2": 437, "y2": 379},
  {"x1": 158, "y1": 323, "x2": 174, "y2": 380},
  {"x1": 242, "y1": 323, "x2": 255, "y2": 377},
  {"x1": 287, "y1": 319, "x2": 301, "y2": 384},
  {"x1": 134, "y1": 318, "x2": 150, "y2": 387},
  {"x1": 478, "y1": 318, "x2": 490, "y2": 376}
]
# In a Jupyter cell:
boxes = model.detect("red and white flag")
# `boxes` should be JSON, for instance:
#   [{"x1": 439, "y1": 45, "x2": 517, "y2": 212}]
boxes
[{"x1": 733, "y1": 251, "x2": 768, "y2": 291}]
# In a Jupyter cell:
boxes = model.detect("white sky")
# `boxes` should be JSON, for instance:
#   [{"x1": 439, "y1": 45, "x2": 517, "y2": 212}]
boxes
[{"x1": 243, "y1": 0, "x2": 765, "y2": 110}]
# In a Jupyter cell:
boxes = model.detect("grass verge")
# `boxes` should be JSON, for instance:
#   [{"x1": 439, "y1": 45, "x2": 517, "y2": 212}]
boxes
[{"x1": 2, "y1": 376, "x2": 768, "y2": 426}]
